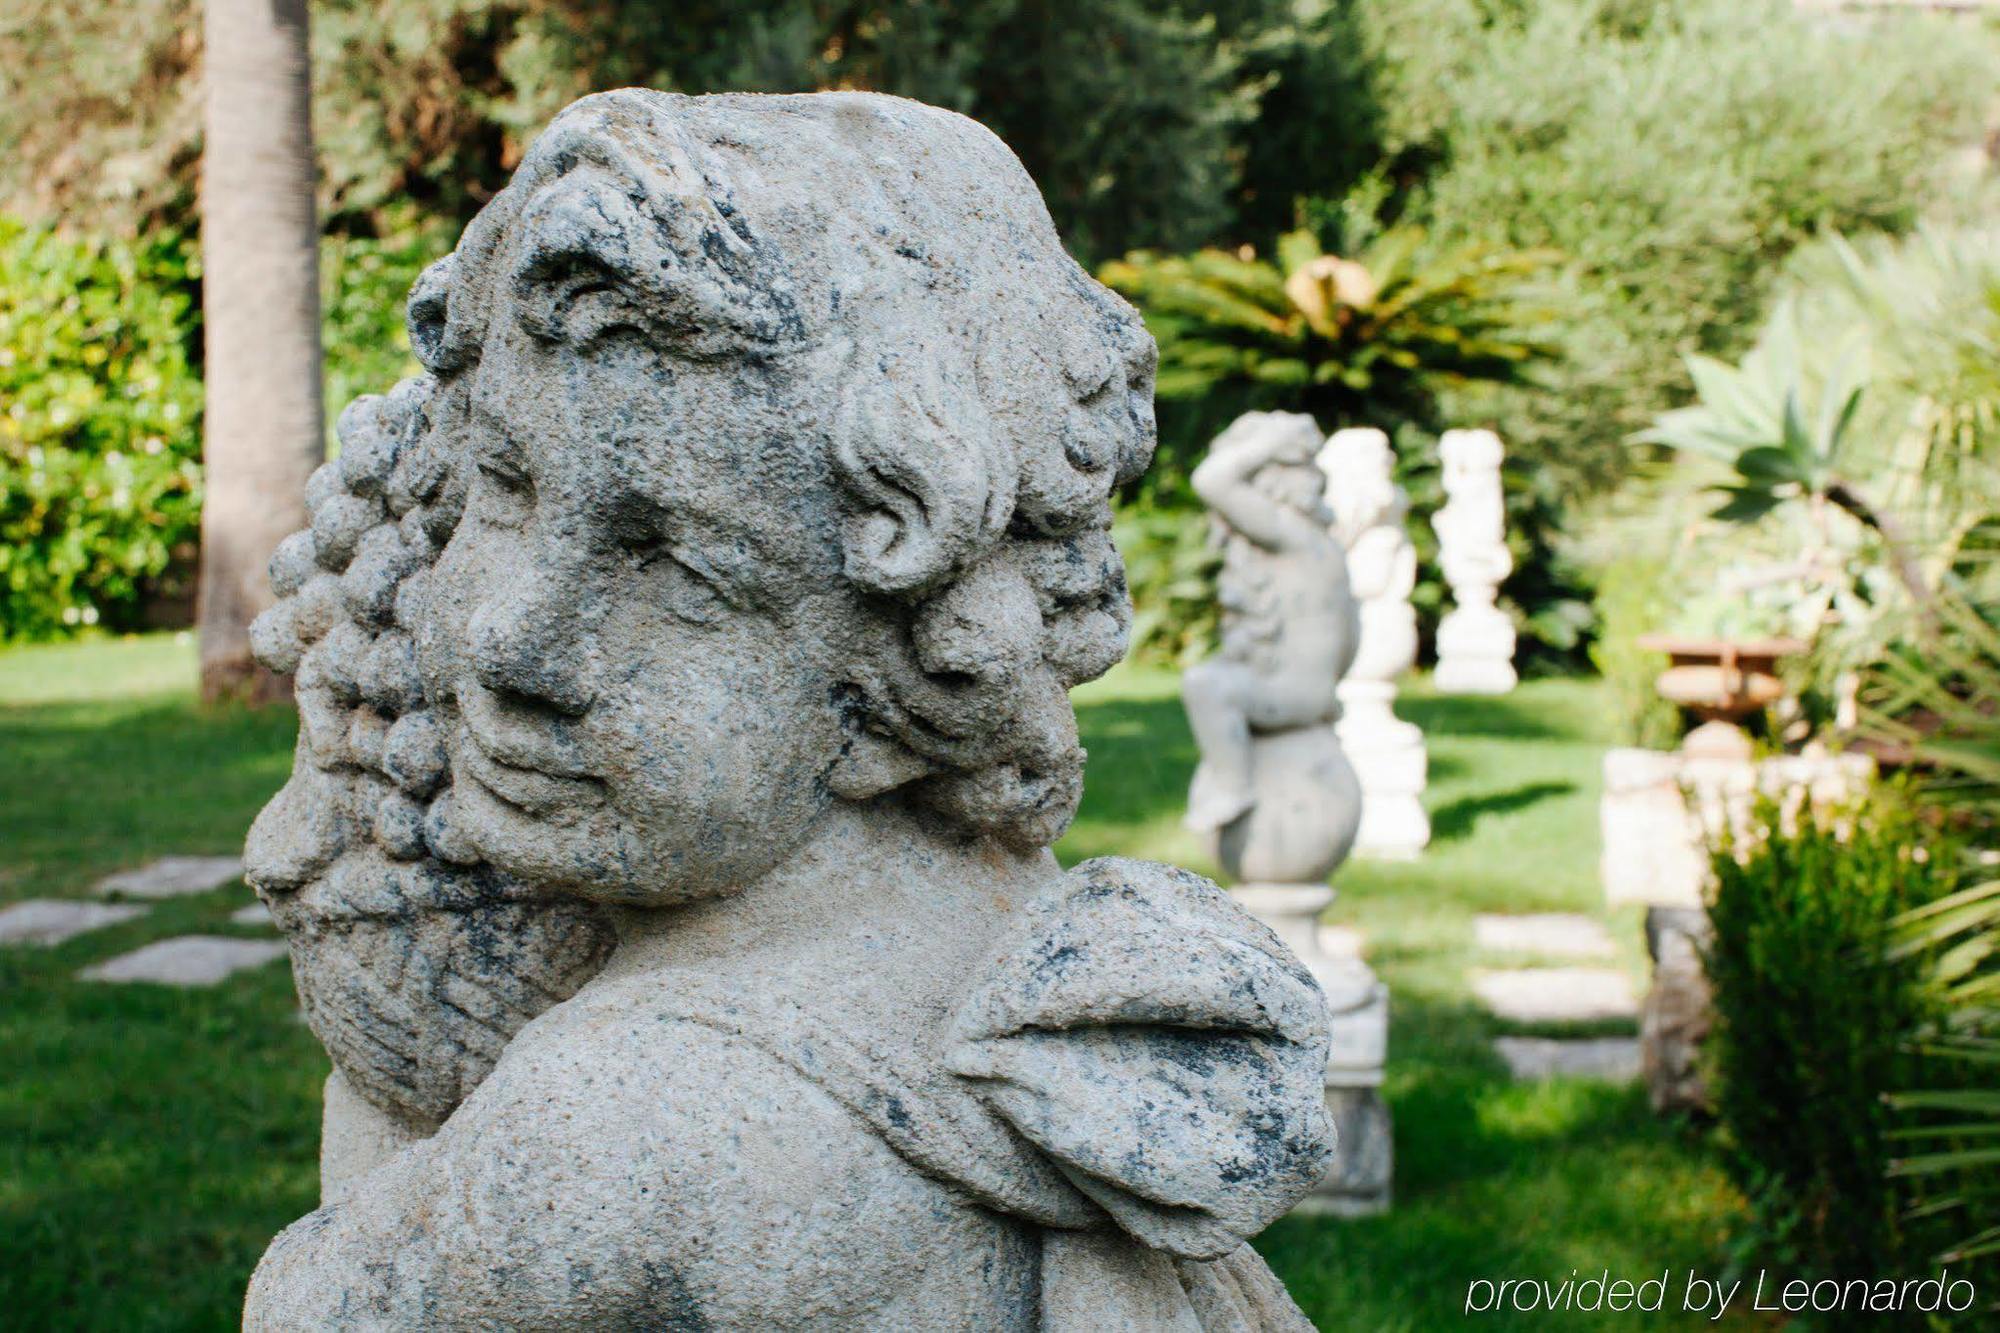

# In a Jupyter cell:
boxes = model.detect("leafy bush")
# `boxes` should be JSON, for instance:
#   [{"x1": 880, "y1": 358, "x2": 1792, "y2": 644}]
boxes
[
  {"x1": 1346, "y1": 0, "x2": 2000, "y2": 501},
  {"x1": 1584, "y1": 553, "x2": 1677, "y2": 747},
  {"x1": 0, "y1": 218, "x2": 203, "y2": 641},
  {"x1": 1707, "y1": 797, "x2": 1965, "y2": 1288},
  {"x1": 1626, "y1": 227, "x2": 2000, "y2": 719},
  {"x1": 1114, "y1": 505, "x2": 1220, "y2": 667},
  {"x1": 319, "y1": 215, "x2": 444, "y2": 444},
  {"x1": 4, "y1": 0, "x2": 1291, "y2": 268}
]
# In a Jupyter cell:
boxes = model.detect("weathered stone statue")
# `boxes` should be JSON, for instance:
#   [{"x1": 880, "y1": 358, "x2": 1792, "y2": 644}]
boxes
[
  {"x1": 1181, "y1": 411, "x2": 1391, "y2": 1216},
  {"x1": 1431, "y1": 428, "x2": 1517, "y2": 695},
  {"x1": 1182, "y1": 411, "x2": 1361, "y2": 880},
  {"x1": 240, "y1": 90, "x2": 1335, "y2": 1330},
  {"x1": 1319, "y1": 427, "x2": 1430, "y2": 859}
]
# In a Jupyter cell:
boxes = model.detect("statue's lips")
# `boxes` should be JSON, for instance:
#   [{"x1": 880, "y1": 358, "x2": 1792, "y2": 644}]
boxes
[{"x1": 460, "y1": 740, "x2": 607, "y2": 817}]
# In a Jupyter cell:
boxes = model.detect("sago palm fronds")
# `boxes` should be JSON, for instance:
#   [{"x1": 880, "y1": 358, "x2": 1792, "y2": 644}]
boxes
[
  {"x1": 1099, "y1": 226, "x2": 1559, "y2": 427},
  {"x1": 1869, "y1": 591, "x2": 2000, "y2": 1265}
]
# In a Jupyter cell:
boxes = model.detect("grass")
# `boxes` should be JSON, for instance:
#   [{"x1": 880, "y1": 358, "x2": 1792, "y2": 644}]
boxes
[{"x1": 0, "y1": 635, "x2": 1749, "y2": 1329}]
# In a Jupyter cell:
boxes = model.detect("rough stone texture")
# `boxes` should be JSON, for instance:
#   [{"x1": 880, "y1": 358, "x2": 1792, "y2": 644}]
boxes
[
  {"x1": 241, "y1": 91, "x2": 1329, "y2": 1330},
  {"x1": 96, "y1": 855, "x2": 244, "y2": 899},
  {"x1": 1430, "y1": 429, "x2": 1516, "y2": 695},
  {"x1": 1183, "y1": 411, "x2": 1361, "y2": 884},
  {"x1": 1320, "y1": 427, "x2": 1429, "y2": 859},
  {"x1": 0, "y1": 899, "x2": 146, "y2": 946},
  {"x1": 1494, "y1": 1036, "x2": 1641, "y2": 1082},
  {"x1": 1473, "y1": 913, "x2": 1616, "y2": 959},
  {"x1": 1640, "y1": 906, "x2": 1714, "y2": 1115},
  {"x1": 79, "y1": 935, "x2": 287, "y2": 985},
  {"x1": 1601, "y1": 744, "x2": 1875, "y2": 909},
  {"x1": 1471, "y1": 967, "x2": 1638, "y2": 1024},
  {"x1": 1227, "y1": 886, "x2": 1392, "y2": 1215}
]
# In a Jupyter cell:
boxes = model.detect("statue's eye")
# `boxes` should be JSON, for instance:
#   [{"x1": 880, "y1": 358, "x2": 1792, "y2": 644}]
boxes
[
  {"x1": 623, "y1": 530, "x2": 731, "y2": 626},
  {"x1": 474, "y1": 456, "x2": 533, "y2": 527}
]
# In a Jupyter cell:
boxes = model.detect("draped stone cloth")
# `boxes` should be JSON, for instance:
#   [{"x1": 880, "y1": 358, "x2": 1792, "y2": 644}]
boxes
[{"x1": 661, "y1": 858, "x2": 1332, "y2": 1331}]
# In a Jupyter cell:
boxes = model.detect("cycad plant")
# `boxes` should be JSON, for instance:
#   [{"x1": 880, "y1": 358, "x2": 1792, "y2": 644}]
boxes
[
  {"x1": 1098, "y1": 226, "x2": 1559, "y2": 434},
  {"x1": 1635, "y1": 303, "x2": 1931, "y2": 612},
  {"x1": 1870, "y1": 592, "x2": 2000, "y2": 1271}
]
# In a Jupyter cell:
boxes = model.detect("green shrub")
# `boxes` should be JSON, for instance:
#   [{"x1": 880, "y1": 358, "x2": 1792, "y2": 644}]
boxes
[
  {"x1": 1871, "y1": 593, "x2": 2000, "y2": 1274},
  {"x1": 1585, "y1": 554, "x2": 1677, "y2": 747},
  {"x1": 1114, "y1": 504, "x2": 1220, "y2": 668},
  {"x1": 1346, "y1": 0, "x2": 2000, "y2": 502},
  {"x1": 1707, "y1": 797, "x2": 1964, "y2": 1288},
  {"x1": 319, "y1": 215, "x2": 445, "y2": 445},
  {"x1": 0, "y1": 218, "x2": 203, "y2": 641}
]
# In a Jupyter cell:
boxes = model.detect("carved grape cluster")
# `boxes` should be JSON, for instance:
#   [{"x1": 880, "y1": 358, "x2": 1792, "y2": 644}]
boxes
[{"x1": 244, "y1": 377, "x2": 612, "y2": 1127}]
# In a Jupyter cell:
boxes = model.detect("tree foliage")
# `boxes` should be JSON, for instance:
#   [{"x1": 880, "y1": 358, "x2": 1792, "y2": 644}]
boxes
[
  {"x1": 1336, "y1": 0, "x2": 2000, "y2": 498},
  {"x1": 1, "y1": 0, "x2": 1286, "y2": 265}
]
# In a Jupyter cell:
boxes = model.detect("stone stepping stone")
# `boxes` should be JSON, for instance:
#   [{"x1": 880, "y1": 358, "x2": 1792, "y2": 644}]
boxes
[
  {"x1": 1494, "y1": 1036, "x2": 1640, "y2": 1082},
  {"x1": 1473, "y1": 913, "x2": 1616, "y2": 958},
  {"x1": 0, "y1": 899, "x2": 147, "y2": 946},
  {"x1": 1316, "y1": 924, "x2": 1366, "y2": 958},
  {"x1": 97, "y1": 855, "x2": 244, "y2": 900},
  {"x1": 80, "y1": 935, "x2": 286, "y2": 986},
  {"x1": 230, "y1": 901, "x2": 274, "y2": 927},
  {"x1": 1472, "y1": 967, "x2": 1637, "y2": 1024}
]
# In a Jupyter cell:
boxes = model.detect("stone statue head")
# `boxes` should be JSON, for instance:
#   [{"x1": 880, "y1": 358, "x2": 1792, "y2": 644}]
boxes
[
  {"x1": 243, "y1": 90, "x2": 1156, "y2": 1121},
  {"x1": 1319, "y1": 427, "x2": 1406, "y2": 547},
  {"x1": 401, "y1": 91, "x2": 1159, "y2": 907},
  {"x1": 1213, "y1": 410, "x2": 1327, "y2": 520},
  {"x1": 1439, "y1": 427, "x2": 1503, "y2": 495}
]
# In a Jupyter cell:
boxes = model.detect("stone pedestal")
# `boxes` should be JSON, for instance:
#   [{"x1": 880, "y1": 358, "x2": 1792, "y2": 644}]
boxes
[
  {"x1": 1337, "y1": 682, "x2": 1430, "y2": 860},
  {"x1": 1640, "y1": 907, "x2": 1713, "y2": 1116},
  {"x1": 1600, "y1": 744, "x2": 1875, "y2": 910},
  {"x1": 1433, "y1": 606, "x2": 1518, "y2": 695},
  {"x1": 1231, "y1": 884, "x2": 1393, "y2": 1216}
]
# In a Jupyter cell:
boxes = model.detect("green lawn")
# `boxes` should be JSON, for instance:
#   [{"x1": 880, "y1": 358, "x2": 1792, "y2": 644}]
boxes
[{"x1": 1, "y1": 636, "x2": 1750, "y2": 1330}]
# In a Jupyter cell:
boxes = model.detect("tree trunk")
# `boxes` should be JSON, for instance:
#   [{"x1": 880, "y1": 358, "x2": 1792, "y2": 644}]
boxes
[{"x1": 197, "y1": 0, "x2": 323, "y2": 705}]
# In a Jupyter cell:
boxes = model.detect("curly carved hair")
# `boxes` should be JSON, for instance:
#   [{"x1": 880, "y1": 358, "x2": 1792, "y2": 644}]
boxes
[
  {"x1": 394, "y1": 90, "x2": 1155, "y2": 848},
  {"x1": 244, "y1": 92, "x2": 1156, "y2": 1126}
]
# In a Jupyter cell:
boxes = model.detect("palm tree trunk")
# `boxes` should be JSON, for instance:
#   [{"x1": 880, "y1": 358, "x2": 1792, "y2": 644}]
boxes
[{"x1": 197, "y1": 0, "x2": 323, "y2": 704}]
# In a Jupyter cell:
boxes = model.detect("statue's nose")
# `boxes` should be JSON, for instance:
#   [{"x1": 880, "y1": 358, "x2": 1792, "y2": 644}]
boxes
[{"x1": 466, "y1": 571, "x2": 597, "y2": 716}]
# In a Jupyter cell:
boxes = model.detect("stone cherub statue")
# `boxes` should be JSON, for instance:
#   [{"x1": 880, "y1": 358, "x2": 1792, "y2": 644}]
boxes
[
  {"x1": 239, "y1": 90, "x2": 1334, "y2": 1330},
  {"x1": 1431, "y1": 427, "x2": 1517, "y2": 695},
  {"x1": 1182, "y1": 411, "x2": 1361, "y2": 888},
  {"x1": 1319, "y1": 427, "x2": 1429, "y2": 859}
]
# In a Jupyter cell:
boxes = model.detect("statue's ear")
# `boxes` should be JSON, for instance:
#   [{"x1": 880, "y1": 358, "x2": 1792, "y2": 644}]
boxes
[{"x1": 831, "y1": 355, "x2": 1013, "y2": 597}]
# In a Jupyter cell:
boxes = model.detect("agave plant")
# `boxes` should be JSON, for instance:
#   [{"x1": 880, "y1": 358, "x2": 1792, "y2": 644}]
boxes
[
  {"x1": 1869, "y1": 593, "x2": 2000, "y2": 1267},
  {"x1": 1636, "y1": 302, "x2": 1933, "y2": 613},
  {"x1": 1098, "y1": 226, "x2": 1559, "y2": 430}
]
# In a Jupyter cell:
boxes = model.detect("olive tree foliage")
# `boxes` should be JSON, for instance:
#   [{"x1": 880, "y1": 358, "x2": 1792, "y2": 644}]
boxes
[{"x1": 0, "y1": 0, "x2": 1288, "y2": 264}]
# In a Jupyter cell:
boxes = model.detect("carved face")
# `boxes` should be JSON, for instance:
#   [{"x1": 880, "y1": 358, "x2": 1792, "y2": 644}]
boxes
[
  {"x1": 1252, "y1": 459, "x2": 1329, "y2": 521},
  {"x1": 417, "y1": 318, "x2": 854, "y2": 904}
]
